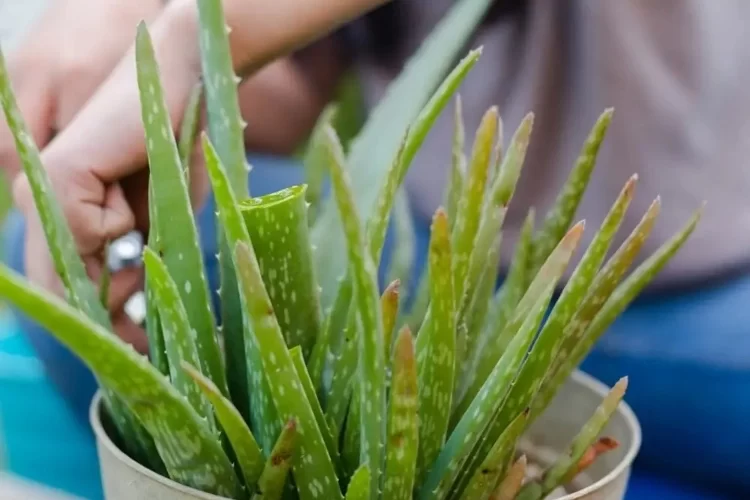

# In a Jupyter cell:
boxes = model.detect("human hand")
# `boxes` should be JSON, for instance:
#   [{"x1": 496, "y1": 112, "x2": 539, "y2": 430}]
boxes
[{"x1": 0, "y1": 0, "x2": 164, "y2": 180}]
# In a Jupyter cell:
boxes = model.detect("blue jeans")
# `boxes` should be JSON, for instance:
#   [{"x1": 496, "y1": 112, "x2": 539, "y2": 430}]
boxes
[{"x1": 2, "y1": 156, "x2": 749, "y2": 498}]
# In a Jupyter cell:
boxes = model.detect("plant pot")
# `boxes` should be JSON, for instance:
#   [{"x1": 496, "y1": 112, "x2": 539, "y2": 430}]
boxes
[{"x1": 90, "y1": 370, "x2": 640, "y2": 499}]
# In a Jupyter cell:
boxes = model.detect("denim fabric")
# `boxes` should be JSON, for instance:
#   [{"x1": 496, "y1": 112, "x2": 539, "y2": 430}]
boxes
[{"x1": 1, "y1": 155, "x2": 747, "y2": 498}]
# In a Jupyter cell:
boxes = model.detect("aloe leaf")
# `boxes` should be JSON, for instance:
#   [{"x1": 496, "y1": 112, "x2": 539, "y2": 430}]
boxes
[
  {"x1": 308, "y1": 276, "x2": 352, "y2": 399},
  {"x1": 343, "y1": 280, "x2": 401, "y2": 477},
  {"x1": 454, "y1": 223, "x2": 585, "y2": 423},
  {"x1": 289, "y1": 346, "x2": 342, "y2": 474},
  {"x1": 530, "y1": 109, "x2": 613, "y2": 273},
  {"x1": 529, "y1": 198, "x2": 660, "y2": 420},
  {"x1": 534, "y1": 378, "x2": 627, "y2": 496},
  {"x1": 381, "y1": 280, "x2": 401, "y2": 358},
  {"x1": 252, "y1": 420, "x2": 298, "y2": 500},
  {"x1": 240, "y1": 186, "x2": 321, "y2": 359},
  {"x1": 386, "y1": 190, "x2": 415, "y2": 298},
  {"x1": 178, "y1": 81, "x2": 203, "y2": 171},
  {"x1": 0, "y1": 265, "x2": 239, "y2": 496},
  {"x1": 0, "y1": 44, "x2": 159, "y2": 470},
  {"x1": 446, "y1": 96, "x2": 467, "y2": 225},
  {"x1": 418, "y1": 283, "x2": 555, "y2": 500},
  {"x1": 98, "y1": 243, "x2": 111, "y2": 308},
  {"x1": 459, "y1": 409, "x2": 528, "y2": 500},
  {"x1": 416, "y1": 208, "x2": 455, "y2": 481},
  {"x1": 304, "y1": 104, "x2": 338, "y2": 223},
  {"x1": 202, "y1": 135, "x2": 279, "y2": 453},
  {"x1": 322, "y1": 126, "x2": 385, "y2": 498},
  {"x1": 346, "y1": 465, "x2": 371, "y2": 500},
  {"x1": 136, "y1": 24, "x2": 226, "y2": 394},
  {"x1": 196, "y1": 0, "x2": 248, "y2": 193},
  {"x1": 325, "y1": 307, "x2": 358, "y2": 439},
  {"x1": 489, "y1": 455, "x2": 527, "y2": 500},
  {"x1": 451, "y1": 106, "x2": 499, "y2": 307},
  {"x1": 468, "y1": 209, "x2": 534, "y2": 378},
  {"x1": 143, "y1": 248, "x2": 213, "y2": 425},
  {"x1": 235, "y1": 242, "x2": 343, "y2": 500},
  {"x1": 534, "y1": 204, "x2": 703, "y2": 419},
  {"x1": 468, "y1": 176, "x2": 636, "y2": 445},
  {"x1": 383, "y1": 326, "x2": 419, "y2": 500},
  {"x1": 313, "y1": 0, "x2": 493, "y2": 308},
  {"x1": 183, "y1": 362, "x2": 264, "y2": 490},
  {"x1": 145, "y1": 184, "x2": 168, "y2": 375}
]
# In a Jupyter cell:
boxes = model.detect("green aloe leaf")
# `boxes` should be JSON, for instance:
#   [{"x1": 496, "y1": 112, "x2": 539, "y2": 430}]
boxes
[
  {"x1": 419, "y1": 283, "x2": 555, "y2": 500},
  {"x1": 0, "y1": 43, "x2": 158, "y2": 470},
  {"x1": 454, "y1": 223, "x2": 585, "y2": 423},
  {"x1": 383, "y1": 326, "x2": 419, "y2": 500},
  {"x1": 530, "y1": 109, "x2": 613, "y2": 273},
  {"x1": 346, "y1": 465, "x2": 371, "y2": 500},
  {"x1": 240, "y1": 186, "x2": 321, "y2": 359},
  {"x1": 313, "y1": 0, "x2": 494, "y2": 309},
  {"x1": 252, "y1": 420, "x2": 298, "y2": 500},
  {"x1": 235, "y1": 241, "x2": 343, "y2": 500},
  {"x1": 381, "y1": 279, "x2": 401, "y2": 358},
  {"x1": 0, "y1": 265, "x2": 239, "y2": 496},
  {"x1": 145, "y1": 184, "x2": 168, "y2": 376},
  {"x1": 136, "y1": 23, "x2": 227, "y2": 395},
  {"x1": 342, "y1": 381, "x2": 362, "y2": 478},
  {"x1": 195, "y1": 0, "x2": 248, "y2": 193},
  {"x1": 143, "y1": 248, "x2": 213, "y2": 426},
  {"x1": 322, "y1": 125, "x2": 385, "y2": 498},
  {"x1": 289, "y1": 346, "x2": 342, "y2": 475},
  {"x1": 417, "y1": 208, "x2": 456, "y2": 482},
  {"x1": 325, "y1": 306, "x2": 358, "y2": 439},
  {"x1": 447, "y1": 96, "x2": 467, "y2": 225},
  {"x1": 202, "y1": 134, "x2": 279, "y2": 453},
  {"x1": 489, "y1": 455, "x2": 527, "y2": 500},
  {"x1": 183, "y1": 362, "x2": 264, "y2": 490},
  {"x1": 534, "y1": 378, "x2": 627, "y2": 497},
  {"x1": 304, "y1": 104, "x2": 338, "y2": 223},
  {"x1": 465, "y1": 176, "x2": 636, "y2": 461},
  {"x1": 534, "y1": 204, "x2": 703, "y2": 420},
  {"x1": 178, "y1": 81, "x2": 204, "y2": 171},
  {"x1": 459, "y1": 409, "x2": 528, "y2": 500}
]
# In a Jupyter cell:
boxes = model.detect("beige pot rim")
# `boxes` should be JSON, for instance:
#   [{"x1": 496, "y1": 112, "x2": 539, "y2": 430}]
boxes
[{"x1": 89, "y1": 369, "x2": 641, "y2": 499}]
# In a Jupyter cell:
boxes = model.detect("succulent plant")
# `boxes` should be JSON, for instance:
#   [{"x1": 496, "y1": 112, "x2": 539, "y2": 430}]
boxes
[{"x1": 0, "y1": 0, "x2": 703, "y2": 499}]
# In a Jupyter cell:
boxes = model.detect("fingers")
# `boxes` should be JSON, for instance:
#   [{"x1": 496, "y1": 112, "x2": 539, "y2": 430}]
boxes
[{"x1": 112, "y1": 312, "x2": 150, "y2": 355}]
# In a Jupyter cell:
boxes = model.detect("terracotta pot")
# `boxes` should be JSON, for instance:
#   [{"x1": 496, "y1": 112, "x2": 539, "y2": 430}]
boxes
[{"x1": 90, "y1": 370, "x2": 640, "y2": 499}]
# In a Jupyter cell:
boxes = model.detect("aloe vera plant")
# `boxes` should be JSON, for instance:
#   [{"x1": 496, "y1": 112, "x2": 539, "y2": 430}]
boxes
[{"x1": 0, "y1": 0, "x2": 704, "y2": 499}]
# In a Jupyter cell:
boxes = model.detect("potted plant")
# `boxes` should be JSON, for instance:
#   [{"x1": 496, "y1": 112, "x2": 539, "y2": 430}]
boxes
[{"x1": 0, "y1": 0, "x2": 702, "y2": 499}]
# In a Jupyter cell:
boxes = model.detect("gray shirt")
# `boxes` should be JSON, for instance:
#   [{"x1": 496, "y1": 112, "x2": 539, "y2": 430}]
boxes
[{"x1": 355, "y1": 0, "x2": 750, "y2": 286}]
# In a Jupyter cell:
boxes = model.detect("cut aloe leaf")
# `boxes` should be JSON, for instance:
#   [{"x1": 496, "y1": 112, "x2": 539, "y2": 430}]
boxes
[
  {"x1": 136, "y1": 24, "x2": 227, "y2": 395},
  {"x1": 235, "y1": 242, "x2": 343, "y2": 500},
  {"x1": 322, "y1": 125, "x2": 385, "y2": 498},
  {"x1": 183, "y1": 362, "x2": 264, "y2": 490},
  {"x1": 383, "y1": 326, "x2": 419, "y2": 500},
  {"x1": 240, "y1": 185, "x2": 321, "y2": 359},
  {"x1": 252, "y1": 420, "x2": 298, "y2": 500},
  {"x1": 0, "y1": 264, "x2": 239, "y2": 496},
  {"x1": 417, "y1": 209, "x2": 456, "y2": 482},
  {"x1": 143, "y1": 248, "x2": 213, "y2": 427},
  {"x1": 530, "y1": 109, "x2": 613, "y2": 273},
  {"x1": 202, "y1": 135, "x2": 279, "y2": 453}
]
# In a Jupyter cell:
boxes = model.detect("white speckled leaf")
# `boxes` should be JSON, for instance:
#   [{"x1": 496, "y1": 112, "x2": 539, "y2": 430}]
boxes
[
  {"x1": 136, "y1": 24, "x2": 227, "y2": 395},
  {"x1": 252, "y1": 419, "x2": 298, "y2": 500},
  {"x1": 0, "y1": 265, "x2": 240, "y2": 497}
]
